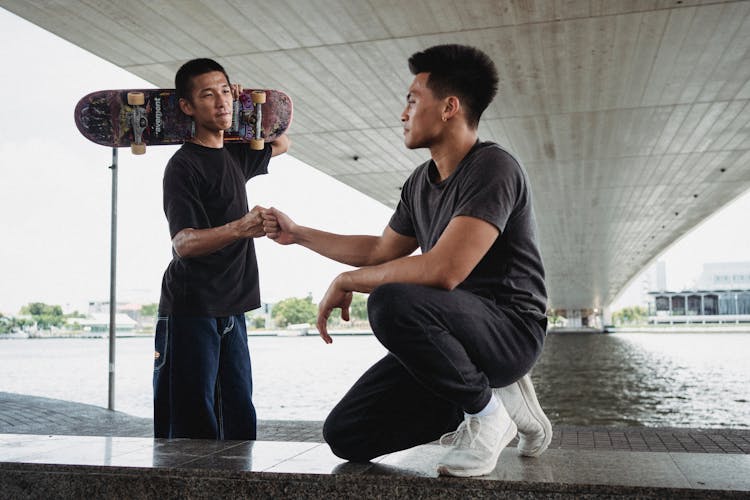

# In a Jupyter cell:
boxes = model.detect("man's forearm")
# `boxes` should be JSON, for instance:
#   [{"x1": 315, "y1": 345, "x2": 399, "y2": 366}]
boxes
[
  {"x1": 172, "y1": 224, "x2": 240, "y2": 258},
  {"x1": 337, "y1": 252, "x2": 455, "y2": 294},
  {"x1": 174, "y1": 208, "x2": 265, "y2": 258},
  {"x1": 293, "y1": 225, "x2": 383, "y2": 267}
]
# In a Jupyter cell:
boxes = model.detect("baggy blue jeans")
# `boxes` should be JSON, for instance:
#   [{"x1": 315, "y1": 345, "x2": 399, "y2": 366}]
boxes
[{"x1": 153, "y1": 314, "x2": 256, "y2": 439}]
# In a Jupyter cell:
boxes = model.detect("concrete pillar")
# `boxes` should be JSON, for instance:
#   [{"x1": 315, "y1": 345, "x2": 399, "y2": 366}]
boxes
[{"x1": 568, "y1": 310, "x2": 582, "y2": 328}]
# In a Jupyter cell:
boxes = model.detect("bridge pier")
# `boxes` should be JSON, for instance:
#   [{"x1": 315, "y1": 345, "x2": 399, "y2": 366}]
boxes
[{"x1": 550, "y1": 309, "x2": 605, "y2": 332}]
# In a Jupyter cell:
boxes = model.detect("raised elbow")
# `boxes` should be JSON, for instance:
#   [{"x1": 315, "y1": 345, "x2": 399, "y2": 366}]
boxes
[
  {"x1": 423, "y1": 255, "x2": 466, "y2": 290},
  {"x1": 438, "y1": 274, "x2": 462, "y2": 291},
  {"x1": 432, "y1": 265, "x2": 465, "y2": 291},
  {"x1": 172, "y1": 230, "x2": 194, "y2": 259},
  {"x1": 172, "y1": 241, "x2": 188, "y2": 259}
]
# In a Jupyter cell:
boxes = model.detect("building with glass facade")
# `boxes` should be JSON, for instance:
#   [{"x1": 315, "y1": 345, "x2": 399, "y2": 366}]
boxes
[{"x1": 647, "y1": 262, "x2": 750, "y2": 324}]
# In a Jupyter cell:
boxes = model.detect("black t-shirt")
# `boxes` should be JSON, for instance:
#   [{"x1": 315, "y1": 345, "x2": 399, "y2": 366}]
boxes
[
  {"x1": 389, "y1": 141, "x2": 547, "y2": 319},
  {"x1": 158, "y1": 142, "x2": 271, "y2": 316}
]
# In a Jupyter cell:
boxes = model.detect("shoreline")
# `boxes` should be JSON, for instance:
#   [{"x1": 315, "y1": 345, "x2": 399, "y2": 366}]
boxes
[
  {"x1": 606, "y1": 325, "x2": 750, "y2": 334},
  {"x1": 6, "y1": 327, "x2": 750, "y2": 339},
  {"x1": 0, "y1": 329, "x2": 375, "y2": 340},
  {"x1": 547, "y1": 325, "x2": 750, "y2": 334}
]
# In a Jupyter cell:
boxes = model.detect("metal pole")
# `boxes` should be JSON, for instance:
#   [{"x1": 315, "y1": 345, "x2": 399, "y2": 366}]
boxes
[{"x1": 108, "y1": 148, "x2": 118, "y2": 411}]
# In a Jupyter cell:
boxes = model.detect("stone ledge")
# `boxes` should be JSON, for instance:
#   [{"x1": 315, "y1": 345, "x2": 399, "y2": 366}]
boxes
[{"x1": 1, "y1": 461, "x2": 745, "y2": 500}]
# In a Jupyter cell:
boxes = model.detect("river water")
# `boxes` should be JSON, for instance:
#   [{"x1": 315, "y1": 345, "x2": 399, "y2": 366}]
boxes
[{"x1": 0, "y1": 332, "x2": 748, "y2": 428}]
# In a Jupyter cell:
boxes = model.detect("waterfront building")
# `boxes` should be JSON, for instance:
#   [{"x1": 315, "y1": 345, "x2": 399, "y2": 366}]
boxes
[
  {"x1": 88, "y1": 300, "x2": 154, "y2": 331},
  {"x1": 69, "y1": 313, "x2": 137, "y2": 334},
  {"x1": 648, "y1": 262, "x2": 750, "y2": 324}
]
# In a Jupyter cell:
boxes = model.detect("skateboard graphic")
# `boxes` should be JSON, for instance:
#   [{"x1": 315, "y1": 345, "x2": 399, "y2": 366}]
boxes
[{"x1": 74, "y1": 88, "x2": 292, "y2": 154}]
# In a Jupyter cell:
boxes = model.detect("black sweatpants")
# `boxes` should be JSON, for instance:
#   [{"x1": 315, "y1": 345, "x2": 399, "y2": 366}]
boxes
[{"x1": 323, "y1": 283, "x2": 546, "y2": 462}]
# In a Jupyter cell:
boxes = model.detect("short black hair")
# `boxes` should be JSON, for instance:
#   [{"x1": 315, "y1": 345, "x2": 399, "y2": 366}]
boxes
[
  {"x1": 175, "y1": 58, "x2": 231, "y2": 102},
  {"x1": 408, "y1": 44, "x2": 498, "y2": 128}
]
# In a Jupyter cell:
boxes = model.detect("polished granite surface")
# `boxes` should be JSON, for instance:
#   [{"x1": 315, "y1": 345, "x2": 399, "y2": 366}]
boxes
[
  {"x1": 1, "y1": 393, "x2": 749, "y2": 498},
  {"x1": 1, "y1": 433, "x2": 749, "y2": 495}
]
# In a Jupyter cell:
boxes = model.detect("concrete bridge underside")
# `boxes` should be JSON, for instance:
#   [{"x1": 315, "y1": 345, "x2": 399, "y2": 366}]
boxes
[{"x1": 3, "y1": 0, "x2": 749, "y2": 313}]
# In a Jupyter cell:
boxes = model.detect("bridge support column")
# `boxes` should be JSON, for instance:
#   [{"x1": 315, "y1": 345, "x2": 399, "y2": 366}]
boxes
[
  {"x1": 550, "y1": 309, "x2": 606, "y2": 331},
  {"x1": 563, "y1": 309, "x2": 603, "y2": 330}
]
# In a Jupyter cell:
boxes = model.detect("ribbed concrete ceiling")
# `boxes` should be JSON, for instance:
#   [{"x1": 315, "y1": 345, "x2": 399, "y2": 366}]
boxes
[{"x1": 3, "y1": 0, "x2": 749, "y2": 311}]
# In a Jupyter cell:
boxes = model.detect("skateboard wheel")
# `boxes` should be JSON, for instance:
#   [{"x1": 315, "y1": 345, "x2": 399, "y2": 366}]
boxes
[
  {"x1": 127, "y1": 92, "x2": 145, "y2": 106},
  {"x1": 251, "y1": 91, "x2": 266, "y2": 104},
  {"x1": 131, "y1": 143, "x2": 147, "y2": 155},
  {"x1": 250, "y1": 138, "x2": 265, "y2": 150}
]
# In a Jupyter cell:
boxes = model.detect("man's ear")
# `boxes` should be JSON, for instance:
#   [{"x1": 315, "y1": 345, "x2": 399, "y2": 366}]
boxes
[
  {"x1": 179, "y1": 98, "x2": 194, "y2": 117},
  {"x1": 442, "y1": 96, "x2": 461, "y2": 122}
]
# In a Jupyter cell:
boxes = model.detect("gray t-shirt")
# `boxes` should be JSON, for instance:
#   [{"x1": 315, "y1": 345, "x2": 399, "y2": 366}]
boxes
[{"x1": 389, "y1": 141, "x2": 547, "y2": 319}]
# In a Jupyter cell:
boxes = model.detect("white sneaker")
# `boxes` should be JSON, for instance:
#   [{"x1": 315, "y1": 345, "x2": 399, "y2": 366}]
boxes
[
  {"x1": 493, "y1": 374, "x2": 552, "y2": 457},
  {"x1": 436, "y1": 404, "x2": 517, "y2": 477}
]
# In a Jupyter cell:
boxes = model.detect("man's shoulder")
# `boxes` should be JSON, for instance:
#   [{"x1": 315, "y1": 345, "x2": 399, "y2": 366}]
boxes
[
  {"x1": 167, "y1": 142, "x2": 193, "y2": 163},
  {"x1": 472, "y1": 141, "x2": 521, "y2": 166},
  {"x1": 466, "y1": 142, "x2": 527, "y2": 181},
  {"x1": 166, "y1": 143, "x2": 207, "y2": 172},
  {"x1": 401, "y1": 158, "x2": 432, "y2": 186},
  {"x1": 412, "y1": 156, "x2": 432, "y2": 173}
]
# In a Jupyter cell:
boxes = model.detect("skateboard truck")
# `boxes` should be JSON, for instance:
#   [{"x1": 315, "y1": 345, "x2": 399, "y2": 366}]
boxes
[
  {"x1": 231, "y1": 99, "x2": 240, "y2": 134},
  {"x1": 230, "y1": 90, "x2": 265, "y2": 150},
  {"x1": 250, "y1": 91, "x2": 265, "y2": 150},
  {"x1": 127, "y1": 92, "x2": 147, "y2": 155}
]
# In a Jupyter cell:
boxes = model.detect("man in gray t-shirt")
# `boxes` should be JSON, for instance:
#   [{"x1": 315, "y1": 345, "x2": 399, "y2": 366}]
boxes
[
  {"x1": 390, "y1": 140, "x2": 547, "y2": 320},
  {"x1": 263, "y1": 44, "x2": 552, "y2": 477}
]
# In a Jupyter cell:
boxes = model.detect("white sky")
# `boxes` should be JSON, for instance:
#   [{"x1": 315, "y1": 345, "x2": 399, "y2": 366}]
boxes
[{"x1": 1, "y1": 8, "x2": 749, "y2": 315}]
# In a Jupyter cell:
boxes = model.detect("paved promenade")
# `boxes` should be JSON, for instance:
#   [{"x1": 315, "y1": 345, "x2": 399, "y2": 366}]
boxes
[
  {"x1": 2, "y1": 392, "x2": 748, "y2": 453},
  {"x1": 1, "y1": 392, "x2": 749, "y2": 498}
]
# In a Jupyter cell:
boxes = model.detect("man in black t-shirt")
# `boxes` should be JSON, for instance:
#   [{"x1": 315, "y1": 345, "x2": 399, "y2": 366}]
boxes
[
  {"x1": 153, "y1": 58, "x2": 290, "y2": 440},
  {"x1": 262, "y1": 45, "x2": 550, "y2": 476}
]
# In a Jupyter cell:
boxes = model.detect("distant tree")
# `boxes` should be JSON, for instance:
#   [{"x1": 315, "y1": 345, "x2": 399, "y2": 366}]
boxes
[
  {"x1": 547, "y1": 310, "x2": 565, "y2": 327},
  {"x1": 241, "y1": 310, "x2": 265, "y2": 329},
  {"x1": 0, "y1": 314, "x2": 28, "y2": 334},
  {"x1": 250, "y1": 316, "x2": 266, "y2": 329},
  {"x1": 20, "y1": 302, "x2": 62, "y2": 317},
  {"x1": 612, "y1": 306, "x2": 648, "y2": 326},
  {"x1": 140, "y1": 303, "x2": 158, "y2": 318},
  {"x1": 324, "y1": 292, "x2": 369, "y2": 326},
  {"x1": 0, "y1": 314, "x2": 10, "y2": 334},
  {"x1": 273, "y1": 296, "x2": 317, "y2": 328},
  {"x1": 19, "y1": 302, "x2": 65, "y2": 329},
  {"x1": 349, "y1": 293, "x2": 368, "y2": 321},
  {"x1": 612, "y1": 311, "x2": 624, "y2": 325},
  {"x1": 1, "y1": 315, "x2": 31, "y2": 333}
]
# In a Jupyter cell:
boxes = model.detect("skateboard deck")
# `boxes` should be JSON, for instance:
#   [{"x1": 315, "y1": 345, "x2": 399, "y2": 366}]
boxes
[{"x1": 74, "y1": 88, "x2": 292, "y2": 154}]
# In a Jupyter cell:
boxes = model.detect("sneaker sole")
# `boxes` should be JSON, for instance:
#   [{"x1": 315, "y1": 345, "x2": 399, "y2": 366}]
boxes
[
  {"x1": 437, "y1": 420, "x2": 517, "y2": 477},
  {"x1": 517, "y1": 375, "x2": 552, "y2": 457}
]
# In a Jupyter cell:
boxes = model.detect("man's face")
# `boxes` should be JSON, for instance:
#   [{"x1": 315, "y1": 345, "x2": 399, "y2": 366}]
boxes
[
  {"x1": 401, "y1": 72, "x2": 444, "y2": 150},
  {"x1": 179, "y1": 71, "x2": 233, "y2": 133}
]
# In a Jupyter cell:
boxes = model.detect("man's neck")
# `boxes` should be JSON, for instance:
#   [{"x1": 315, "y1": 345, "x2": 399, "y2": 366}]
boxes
[
  {"x1": 192, "y1": 128, "x2": 224, "y2": 148},
  {"x1": 429, "y1": 131, "x2": 478, "y2": 182}
]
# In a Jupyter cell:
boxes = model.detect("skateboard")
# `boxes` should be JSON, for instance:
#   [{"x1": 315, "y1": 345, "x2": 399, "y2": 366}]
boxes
[{"x1": 74, "y1": 88, "x2": 292, "y2": 154}]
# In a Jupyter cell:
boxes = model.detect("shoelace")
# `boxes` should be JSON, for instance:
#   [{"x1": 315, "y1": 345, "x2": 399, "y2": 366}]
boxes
[{"x1": 439, "y1": 416, "x2": 481, "y2": 448}]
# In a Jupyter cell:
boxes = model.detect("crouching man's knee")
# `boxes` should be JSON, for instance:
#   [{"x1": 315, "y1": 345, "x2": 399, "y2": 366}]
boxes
[
  {"x1": 368, "y1": 282, "x2": 418, "y2": 328},
  {"x1": 368, "y1": 283, "x2": 431, "y2": 349},
  {"x1": 323, "y1": 412, "x2": 376, "y2": 463}
]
